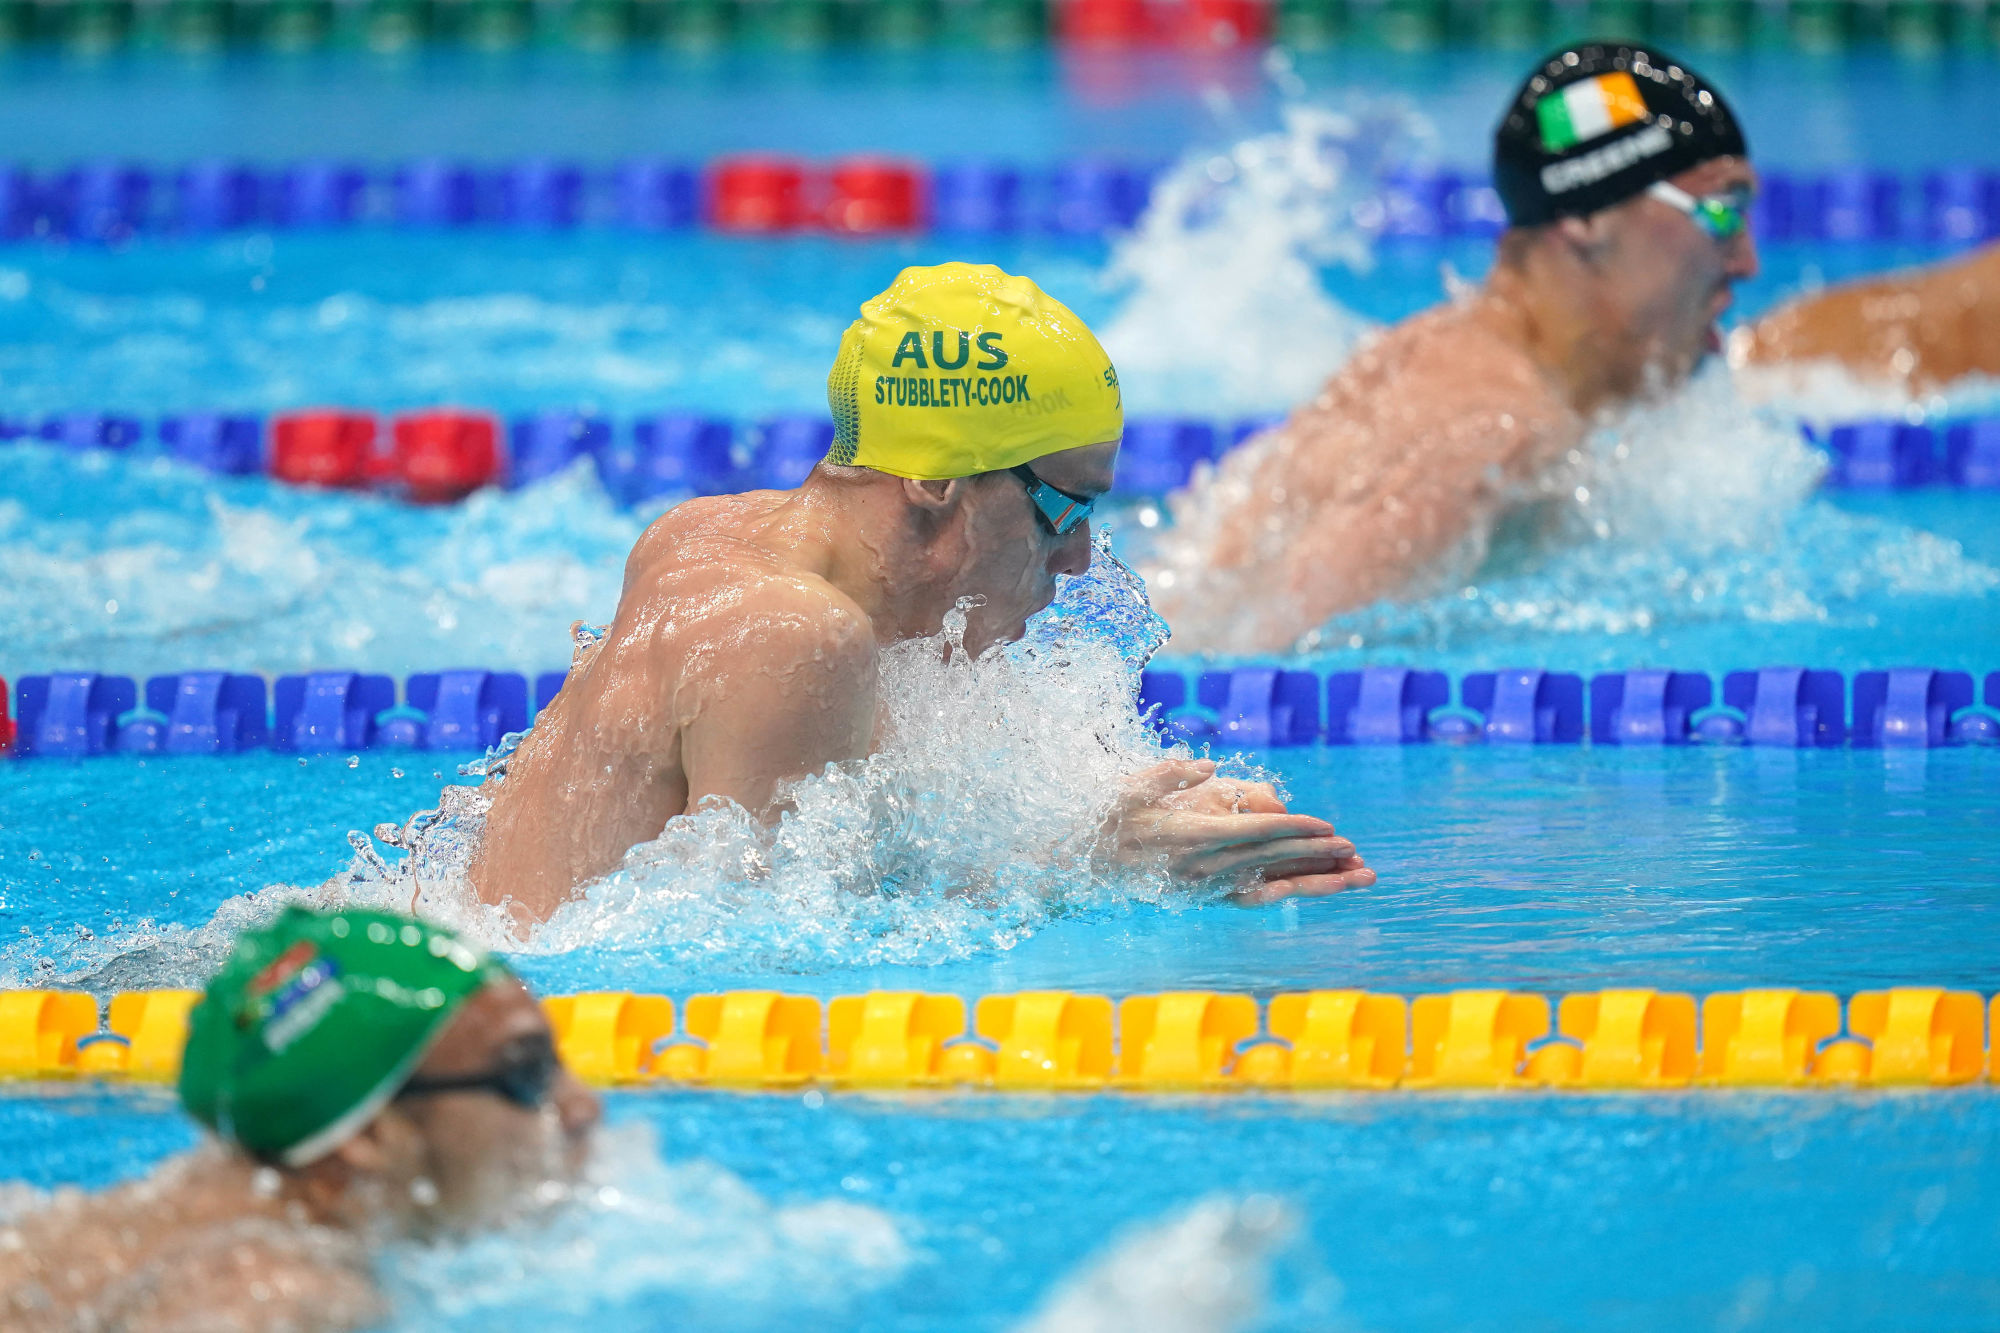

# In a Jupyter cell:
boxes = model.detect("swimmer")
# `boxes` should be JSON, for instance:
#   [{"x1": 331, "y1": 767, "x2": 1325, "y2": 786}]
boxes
[
  {"x1": 0, "y1": 906, "x2": 600, "y2": 1333},
  {"x1": 1153, "y1": 43, "x2": 2000, "y2": 652},
  {"x1": 1149, "y1": 43, "x2": 1763, "y2": 651},
  {"x1": 472, "y1": 262, "x2": 1372, "y2": 923}
]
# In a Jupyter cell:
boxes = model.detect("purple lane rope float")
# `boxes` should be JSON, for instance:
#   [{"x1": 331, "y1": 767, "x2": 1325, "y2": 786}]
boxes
[{"x1": 3, "y1": 665, "x2": 1998, "y2": 759}]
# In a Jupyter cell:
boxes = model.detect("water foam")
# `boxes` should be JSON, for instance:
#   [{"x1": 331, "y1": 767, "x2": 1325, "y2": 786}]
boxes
[
  {"x1": 0, "y1": 443, "x2": 643, "y2": 677},
  {"x1": 1309, "y1": 365, "x2": 2000, "y2": 660},
  {"x1": 1096, "y1": 90, "x2": 1424, "y2": 416},
  {"x1": 1012, "y1": 1193, "x2": 1309, "y2": 1333},
  {"x1": 3, "y1": 536, "x2": 1274, "y2": 993},
  {"x1": 379, "y1": 1122, "x2": 910, "y2": 1331}
]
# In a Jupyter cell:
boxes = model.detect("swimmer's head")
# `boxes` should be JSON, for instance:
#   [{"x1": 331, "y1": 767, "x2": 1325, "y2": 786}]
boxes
[
  {"x1": 825, "y1": 261, "x2": 1123, "y2": 480},
  {"x1": 180, "y1": 906, "x2": 599, "y2": 1232},
  {"x1": 820, "y1": 263, "x2": 1122, "y2": 652},
  {"x1": 1493, "y1": 45, "x2": 1758, "y2": 396}
]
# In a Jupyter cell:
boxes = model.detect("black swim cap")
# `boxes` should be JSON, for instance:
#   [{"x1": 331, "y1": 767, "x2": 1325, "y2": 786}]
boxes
[{"x1": 1493, "y1": 44, "x2": 1748, "y2": 227}]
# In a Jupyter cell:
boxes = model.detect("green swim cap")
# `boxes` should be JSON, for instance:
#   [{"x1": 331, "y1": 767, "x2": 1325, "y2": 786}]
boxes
[{"x1": 179, "y1": 906, "x2": 505, "y2": 1167}]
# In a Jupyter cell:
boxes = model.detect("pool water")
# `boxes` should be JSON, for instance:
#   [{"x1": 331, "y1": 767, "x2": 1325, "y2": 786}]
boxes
[
  {"x1": 6, "y1": 739, "x2": 2000, "y2": 1331},
  {"x1": 6, "y1": 743, "x2": 2000, "y2": 997},
  {"x1": 5, "y1": 43, "x2": 2000, "y2": 1333}
]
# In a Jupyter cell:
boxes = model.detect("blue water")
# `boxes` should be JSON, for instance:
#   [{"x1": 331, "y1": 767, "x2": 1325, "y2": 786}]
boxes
[
  {"x1": 6, "y1": 744, "x2": 2000, "y2": 997},
  {"x1": 6, "y1": 46, "x2": 2000, "y2": 1333},
  {"x1": 4, "y1": 1083, "x2": 1998, "y2": 1331}
]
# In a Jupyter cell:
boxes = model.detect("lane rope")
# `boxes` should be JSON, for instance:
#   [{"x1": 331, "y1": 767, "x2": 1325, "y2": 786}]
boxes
[{"x1": 4, "y1": 986, "x2": 1996, "y2": 1092}]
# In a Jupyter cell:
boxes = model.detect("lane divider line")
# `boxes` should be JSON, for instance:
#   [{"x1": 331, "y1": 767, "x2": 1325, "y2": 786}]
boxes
[{"x1": 4, "y1": 986, "x2": 1994, "y2": 1092}]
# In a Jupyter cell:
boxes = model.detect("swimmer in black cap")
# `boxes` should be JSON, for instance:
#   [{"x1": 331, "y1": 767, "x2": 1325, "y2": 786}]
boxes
[
  {"x1": 1156, "y1": 44, "x2": 2000, "y2": 650},
  {"x1": 1150, "y1": 44, "x2": 1763, "y2": 652}
]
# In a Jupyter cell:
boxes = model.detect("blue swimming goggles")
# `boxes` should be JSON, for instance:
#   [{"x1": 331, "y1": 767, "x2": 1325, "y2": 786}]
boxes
[
  {"x1": 1646, "y1": 181, "x2": 1752, "y2": 242},
  {"x1": 1010, "y1": 463, "x2": 1095, "y2": 536}
]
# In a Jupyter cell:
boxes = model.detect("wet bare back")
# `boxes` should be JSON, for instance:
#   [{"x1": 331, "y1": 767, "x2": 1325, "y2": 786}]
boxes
[
  {"x1": 469, "y1": 488, "x2": 879, "y2": 924},
  {"x1": 1149, "y1": 296, "x2": 1581, "y2": 654},
  {"x1": 0, "y1": 1149, "x2": 379, "y2": 1333}
]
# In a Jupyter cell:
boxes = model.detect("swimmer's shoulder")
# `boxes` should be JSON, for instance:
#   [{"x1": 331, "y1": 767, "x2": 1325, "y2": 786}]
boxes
[
  {"x1": 621, "y1": 490, "x2": 791, "y2": 592},
  {"x1": 1311, "y1": 300, "x2": 1562, "y2": 429}
]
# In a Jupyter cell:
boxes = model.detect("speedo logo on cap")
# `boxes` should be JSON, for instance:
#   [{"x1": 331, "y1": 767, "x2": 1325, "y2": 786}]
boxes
[{"x1": 1536, "y1": 72, "x2": 1649, "y2": 152}]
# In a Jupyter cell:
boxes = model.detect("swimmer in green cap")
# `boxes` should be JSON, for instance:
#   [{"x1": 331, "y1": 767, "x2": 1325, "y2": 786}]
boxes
[{"x1": 0, "y1": 905, "x2": 600, "y2": 1332}]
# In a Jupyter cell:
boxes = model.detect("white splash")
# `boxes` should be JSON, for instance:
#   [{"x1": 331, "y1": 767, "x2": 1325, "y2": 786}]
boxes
[
  {"x1": 1310, "y1": 364, "x2": 2000, "y2": 654},
  {"x1": 1012, "y1": 1194, "x2": 1303, "y2": 1333},
  {"x1": 0, "y1": 446, "x2": 642, "y2": 678},
  {"x1": 380, "y1": 1123, "x2": 909, "y2": 1329},
  {"x1": 1096, "y1": 97, "x2": 1427, "y2": 416}
]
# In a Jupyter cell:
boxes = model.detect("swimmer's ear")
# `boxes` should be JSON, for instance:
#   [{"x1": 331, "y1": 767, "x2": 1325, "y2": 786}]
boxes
[
  {"x1": 900, "y1": 477, "x2": 966, "y2": 512},
  {"x1": 327, "y1": 1103, "x2": 424, "y2": 1180},
  {"x1": 327, "y1": 1120, "x2": 395, "y2": 1175},
  {"x1": 1553, "y1": 211, "x2": 1613, "y2": 261}
]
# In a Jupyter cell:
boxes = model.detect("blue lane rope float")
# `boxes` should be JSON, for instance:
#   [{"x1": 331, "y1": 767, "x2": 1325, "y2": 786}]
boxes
[
  {"x1": 5, "y1": 408, "x2": 1999, "y2": 499},
  {"x1": 4, "y1": 665, "x2": 1998, "y2": 759},
  {"x1": 6, "y1": 985, "x2": 2000, "y2": 1092},
  {"x1": 1, "y1": 159, "x2": 1997, "y2": 244}
]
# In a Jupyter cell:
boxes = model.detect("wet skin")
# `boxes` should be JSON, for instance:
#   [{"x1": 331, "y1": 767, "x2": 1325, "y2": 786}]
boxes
[
  {"x1": 471, "y1": 441, "x2": 1373, "y2": 925},
  {"x1": 0, "y1": 978, "x2": 601, "y2": 1333},
  {"x1": 1148, "y1": 157, "x2": 1761, "y2": 654},
  {"x1": 1740, "y1": 240, "x2": 2000, "y2": 391}
]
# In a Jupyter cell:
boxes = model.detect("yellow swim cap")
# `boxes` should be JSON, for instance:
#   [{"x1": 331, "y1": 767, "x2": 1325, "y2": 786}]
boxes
[{"x1": 826, "y1": 262, "x2": 1122, "y2": 481}]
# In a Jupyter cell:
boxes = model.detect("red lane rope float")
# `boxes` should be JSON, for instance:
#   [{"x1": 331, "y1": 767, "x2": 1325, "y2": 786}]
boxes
[
  {"x1": 710, "y1": 156, "x2": 812, "y2": 233},
  {"x1": 824, "y1": 158, "x2": 925, "y2": 233},
  {"x1": 270, "y1": 410, "x2": 380, "y2": 489},
  {"x1": 392, "y1": 410, "x2": 503, "y2": 503}
]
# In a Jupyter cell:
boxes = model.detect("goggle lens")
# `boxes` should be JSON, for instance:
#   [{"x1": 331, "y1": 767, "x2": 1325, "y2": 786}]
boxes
[
  {"x1": 1011, "y1": 464, "x2": 1094, "y2": 536},
  {"x1": 1693, "y1": 195, "x2": 1748, "y2": 240}
]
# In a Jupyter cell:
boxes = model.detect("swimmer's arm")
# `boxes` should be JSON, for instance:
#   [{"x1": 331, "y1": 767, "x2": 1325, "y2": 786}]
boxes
[
  {"x1": 677, "y1": 590, "x2": 878, "y2": 818},
  {"x1": 1741, "y1": 242, "x2": 2000, "y2": 389}
]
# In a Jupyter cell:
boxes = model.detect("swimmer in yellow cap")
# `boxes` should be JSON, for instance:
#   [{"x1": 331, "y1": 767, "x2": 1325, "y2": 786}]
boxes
[{"x1": 473, "y1": 262, "x2": 1372, "y2": 922}]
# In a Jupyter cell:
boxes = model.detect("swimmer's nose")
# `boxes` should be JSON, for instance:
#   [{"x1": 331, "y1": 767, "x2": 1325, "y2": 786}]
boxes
[
  {"x1": 554, "y1": 1071, "x2": 602, "y2": 1142},
  {"x1": 1726, "y1": 226, "x2": 1759, "y2": 282},
  {"x1": 1049, "y1": 521, "x2": 1092, "y2": 577}
]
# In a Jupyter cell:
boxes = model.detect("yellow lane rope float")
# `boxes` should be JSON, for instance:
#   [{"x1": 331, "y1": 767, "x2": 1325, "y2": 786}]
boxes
[{"x1": 3, "y1": 986, "x2": 1995, "y2": 1093}]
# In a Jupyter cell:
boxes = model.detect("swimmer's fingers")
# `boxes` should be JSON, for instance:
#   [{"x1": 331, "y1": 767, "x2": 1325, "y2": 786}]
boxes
[
  {"x1": 1161, "y1": 811, "x2": 1338, "y2": 854},
  {"x1": 1231, "y1": 872, "x2": 1361, "y2": 905},
  {"x1": 1232, "y1": 859, "x2": 1376, "y2": 905},
  {"x1": 1178, "y1": 832, "x2": 1354, "y2": 880},
  {"x1": 1120, "y1": 758, "x2": 1219, "y2": 805},
  {"x1": 1164, "y1": 776, "x2": 1288, "y2": 816}
]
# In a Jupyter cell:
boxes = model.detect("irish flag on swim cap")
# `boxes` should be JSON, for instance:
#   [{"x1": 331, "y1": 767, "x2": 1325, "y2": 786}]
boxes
[{"x1": 1536, "y1": 71, "x2": 1650, "y2": 152}]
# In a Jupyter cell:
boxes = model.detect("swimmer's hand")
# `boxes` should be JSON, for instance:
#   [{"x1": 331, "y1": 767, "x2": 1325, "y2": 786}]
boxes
[{"x1": 1098, "y1": 759, "x2": 1375, "y2": 904}]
